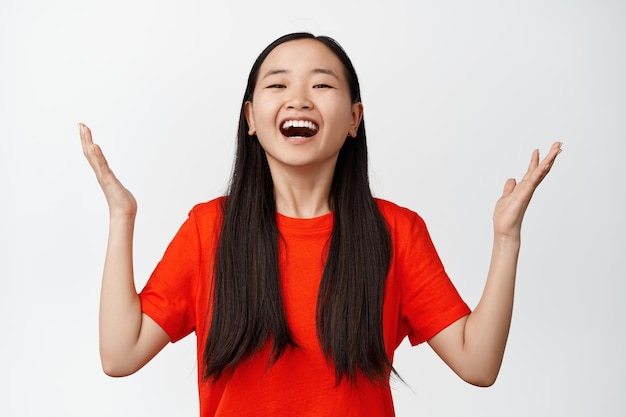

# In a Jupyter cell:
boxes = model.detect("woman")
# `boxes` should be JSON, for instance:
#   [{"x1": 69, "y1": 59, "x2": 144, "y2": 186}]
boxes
[{"x1": 80, "y1": 32, "x2": 561, "y2": 416}]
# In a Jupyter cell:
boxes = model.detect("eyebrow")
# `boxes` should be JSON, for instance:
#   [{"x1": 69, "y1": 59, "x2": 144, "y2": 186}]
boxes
[{"x1": 261, "y1": 68, "x2": 340, "y2": 80}]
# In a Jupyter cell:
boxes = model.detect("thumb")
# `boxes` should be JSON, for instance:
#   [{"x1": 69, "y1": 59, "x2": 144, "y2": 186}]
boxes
[{"x1": 502, "y1": 178, "x2": 516, "y2": 197}]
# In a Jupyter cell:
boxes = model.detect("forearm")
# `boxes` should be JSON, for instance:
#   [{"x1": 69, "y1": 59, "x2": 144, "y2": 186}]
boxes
[
  {"x1": 462, "y1": 234, "x2": 520, "y2": 384},
  {"x1": 98, "y1": 214, "x2": 143, "y2": 373},
  {"x1": 429, "y1": 143, "x2": 561, "y2": 386}
]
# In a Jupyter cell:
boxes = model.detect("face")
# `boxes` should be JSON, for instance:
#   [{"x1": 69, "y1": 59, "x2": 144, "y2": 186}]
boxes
[{"x1": 245, "y1": 39, "x2": 363, "y2": 174}]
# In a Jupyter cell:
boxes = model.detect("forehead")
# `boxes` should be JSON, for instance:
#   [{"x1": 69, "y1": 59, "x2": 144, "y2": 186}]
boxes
[{"x1": 259, "y1": 39, "x2": 345, "y2": 76}]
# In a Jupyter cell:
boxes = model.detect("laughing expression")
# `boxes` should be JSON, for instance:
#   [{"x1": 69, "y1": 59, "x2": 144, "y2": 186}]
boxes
[{"x1": 245, "y1": 39, "x2": 363, "y2": 175}]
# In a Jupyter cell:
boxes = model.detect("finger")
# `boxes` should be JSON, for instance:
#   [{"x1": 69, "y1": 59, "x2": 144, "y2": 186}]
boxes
[
  {"x1": 539, "y1": 141, "x2": 562, "y2": 172},
  {"x1": 501, "y1": 178, "x2": 516, "y2": 197},
  {"x1": 79, "y1": 123, "x2": 115, "y2": 183},
  {"x1": 533, "y1": 142, "x2": 562, "y2": 182},
  {"x1": 91, "y1": 143, "x2": 112, "y2": 175},
  {"x1": 521, "y1": 149, "x2": 540, "y2": 182},
  {"x1": 79, "y1": 123, "x2": 100, "y2": 171},
  {"x1": 79, "y1": 122, "x2": 94, "y2": 156},
  {"x1": 79, "y1": 123, "x2": 103, "y2": 168}
]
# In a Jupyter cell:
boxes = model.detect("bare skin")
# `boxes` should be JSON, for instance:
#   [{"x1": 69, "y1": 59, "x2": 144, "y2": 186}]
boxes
[
  {"x1": 80, "y1": 123, "x2": 169, "y2": 376},
  {"x1": 428, "y1": 141, "x2": 562, "y2": 386},
  {"x1": 80, "y1": 122, "x2": 561, "y2": 382}
]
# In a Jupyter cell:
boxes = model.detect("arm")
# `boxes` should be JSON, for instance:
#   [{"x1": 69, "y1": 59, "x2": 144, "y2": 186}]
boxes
[
  {"x1": 428, "y1": 142, "x2": 562, "y2": 387},
  {"x1": 80, "y1": 123, "x2": 170, "y2": 377}
]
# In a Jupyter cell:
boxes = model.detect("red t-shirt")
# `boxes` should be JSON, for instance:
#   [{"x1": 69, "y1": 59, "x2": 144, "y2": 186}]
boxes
[{"x1": 139, "y1": 197, "x2": 470, "y2": 416}]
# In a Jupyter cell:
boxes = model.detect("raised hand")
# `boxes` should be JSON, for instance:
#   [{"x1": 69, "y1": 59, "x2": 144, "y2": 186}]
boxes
[
  {"x1": 79, "y1": 123, "x2": 137, "y2": 219},
  {"x1": 80, "y1": 123, "x2": 170, "y2": 375},
  {"x1": 428, "y1": 142, "x2": 562, "y2": 386},
  {"x1": 493, "y1": 142, "x2": 562, "y2": 240}
]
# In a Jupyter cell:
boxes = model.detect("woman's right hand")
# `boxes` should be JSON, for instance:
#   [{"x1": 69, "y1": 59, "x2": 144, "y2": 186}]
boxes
[
  {"x1": 79, "y1": 123, "x2": 137, "y2": 218},
  {"x1": 80, "y1": 123, "x2": 170, "y2": 376}
]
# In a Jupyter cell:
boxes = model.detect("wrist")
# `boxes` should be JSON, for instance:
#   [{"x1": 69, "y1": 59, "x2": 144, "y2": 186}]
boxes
[
  {"x1": 109, "y1": 211, "x2": 137, "y2": 224},
  {"x1": 493, "y1": 233, "x2": 521, "y2": 248}
]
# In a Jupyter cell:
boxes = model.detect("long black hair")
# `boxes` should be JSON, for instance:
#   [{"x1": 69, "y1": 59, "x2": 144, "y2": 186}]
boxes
[{"x1": 202, "y1": 33, "x2": 393, "y2": 384}]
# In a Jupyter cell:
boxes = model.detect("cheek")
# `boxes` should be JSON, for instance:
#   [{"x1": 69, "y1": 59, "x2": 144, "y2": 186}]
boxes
[
  {"x1": 325, "y1": 102, "x2": 354, "y2": 131},
  {"x1": 250, "y1": 106, "x2": 274, "y2": 130},
  {"x1": 253, "y1": 95, "x2": 281, "y2": 121}
]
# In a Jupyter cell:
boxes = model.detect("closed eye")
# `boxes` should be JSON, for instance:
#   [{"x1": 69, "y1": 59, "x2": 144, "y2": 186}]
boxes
[
  {"x1": 267, "y1": 84, "x2": 286, "y2": 89},
  {"x1": 313, "y1": 84, "x2": 333, "y2": 89}
]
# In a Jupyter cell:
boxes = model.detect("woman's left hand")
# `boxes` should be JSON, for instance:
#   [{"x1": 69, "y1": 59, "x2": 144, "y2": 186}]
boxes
[{"x1": 493, "y1": 142, "x2": 562, "y2": 240}]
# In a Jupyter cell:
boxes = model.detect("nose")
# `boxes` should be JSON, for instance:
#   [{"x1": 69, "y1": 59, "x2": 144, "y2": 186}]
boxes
[{"x1": 285, "y1": 85, "x2": 313, "y2": 110}]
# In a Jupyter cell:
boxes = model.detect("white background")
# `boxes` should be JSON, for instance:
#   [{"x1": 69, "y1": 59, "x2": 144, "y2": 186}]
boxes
[{"x1": 1, "y1": 0, "x2": 624, "y2": 416}]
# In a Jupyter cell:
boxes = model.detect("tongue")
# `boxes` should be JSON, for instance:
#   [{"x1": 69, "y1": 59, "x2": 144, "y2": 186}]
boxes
[{"x1": 282, "y1": 126, "x2": 316, "y2": 137}]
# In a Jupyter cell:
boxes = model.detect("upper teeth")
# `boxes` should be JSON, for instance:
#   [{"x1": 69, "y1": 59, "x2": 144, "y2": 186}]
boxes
[{"x1": 282, "y1": 120, "x2": 318, "y2": 131}]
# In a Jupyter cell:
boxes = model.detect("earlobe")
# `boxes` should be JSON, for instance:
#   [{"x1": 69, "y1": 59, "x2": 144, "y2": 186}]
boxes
[{"x1": 244, "y1": 101, "x2": 256, "y2": 136}]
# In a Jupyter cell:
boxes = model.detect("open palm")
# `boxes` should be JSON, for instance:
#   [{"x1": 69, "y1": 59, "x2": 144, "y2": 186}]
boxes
[
  {"x1": 79, "y1": 123, "x2": 137, "y2": 218},
  {"x1": 493, "y1": 142, "x2": 562, "y2": 239}
]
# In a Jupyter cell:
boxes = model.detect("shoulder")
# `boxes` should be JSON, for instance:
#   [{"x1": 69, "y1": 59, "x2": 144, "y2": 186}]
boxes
[
  {"x1": 188, "y1": 196, "x2": 226, "y2": 218},
  {"x1": 184, "y1": 196, "x2": 226, "y2": 233},
  {"x1": 375, "y1": 198, "x2": 427, "y2": 232}
]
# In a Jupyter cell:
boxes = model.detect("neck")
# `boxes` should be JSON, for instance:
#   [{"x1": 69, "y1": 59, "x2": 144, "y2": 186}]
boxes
[{"x1": 268, "y1": 160, "x2": 336, "y2": 219}]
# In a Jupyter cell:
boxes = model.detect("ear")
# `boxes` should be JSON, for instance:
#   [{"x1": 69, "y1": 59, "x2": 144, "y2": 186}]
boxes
[
  {"x1": 348, "y1": 102, "x2": 363, "y2": 138},
  {"x1": 244, "y1": 101, "x2": 256, "y2": 136}
]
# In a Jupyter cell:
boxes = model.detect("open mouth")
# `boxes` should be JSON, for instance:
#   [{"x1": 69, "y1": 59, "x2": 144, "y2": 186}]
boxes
[{"x1": 280, "y1": 120, "x2": 319, "y2": 138}]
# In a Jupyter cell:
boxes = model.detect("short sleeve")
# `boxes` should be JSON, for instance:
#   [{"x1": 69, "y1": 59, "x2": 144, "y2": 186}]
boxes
[
  {"x1": 139, "y1": 210, "x2": 202, "y2": 343},
  {"x1": 397, "y1": 212, "x2": 470, "y2": 346}
]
